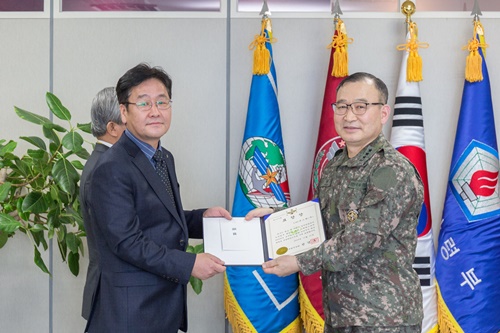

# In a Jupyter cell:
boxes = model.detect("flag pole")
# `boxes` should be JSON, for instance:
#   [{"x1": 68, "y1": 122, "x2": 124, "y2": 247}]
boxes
[
  {"x1": 328, "y1": 0, "x2": 351, "y2": 78},
  {"x1": 259, "y1": 0, "x2": 270, "y2": 18},
  {"x1": 471, "y1": 0, "x2": 482, "y2": 22},
  {"x1": 401, "y1": 0, "x2": 415, "y2": 33},
  {"x1": 464, "y1": 0, "x2": 487, "y2": 82},
  {"x1": 332, "y1": 0, "x2": 342, "y2": 23}
]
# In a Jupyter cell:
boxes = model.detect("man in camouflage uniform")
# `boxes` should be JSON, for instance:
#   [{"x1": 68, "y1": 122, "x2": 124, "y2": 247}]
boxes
[{"x1": 257, "y1": 72, "x2": 424, "y2": 332}]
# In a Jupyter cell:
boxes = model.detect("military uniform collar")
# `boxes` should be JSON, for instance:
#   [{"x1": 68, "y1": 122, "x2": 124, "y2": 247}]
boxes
[{"x1": 334, "y1": 133, "x2": 386, "y2": 167}]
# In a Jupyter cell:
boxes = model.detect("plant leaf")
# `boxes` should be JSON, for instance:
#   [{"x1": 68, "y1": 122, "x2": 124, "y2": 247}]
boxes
[
  {"x1": 42, "y1": 125, "x2": 61, "y2": 146},
  {"x1": 20, "y1": 136, "x2": 47, "y2": 150},
  {"x1": 22, "y1": 191, "x2": 50, "y2": 214},
  {"x1": 14, "y1": 106, "x2": 51, "y2": 125},
  {"x1": 62, "y1": 131, "x2": 83, "y2": 153},
  {"x1": 46, "y1": 92, "x2": 71, "y2": 121},
  {"x1": 75, "y1": 147, "x2": 90, "y2": 160},
  {"x1": 0, "y1": 231, "x2": 8, "y2": 248},
  {"x1": 189, "y1": 276, "x2": 203, "y2": 295},
  {"x1": 0, "y1": 182, "x2": 11, "y2": 202},
  {"x1": 27, "y1": 149, "x2": 47, "y2": 160},
  {"x1": 77, "y1": 122, "x2": 92, "y2": 134},
  {"x1": 68, "y1": 251, "x2": 80, "y2": 276},
  {"x1": 66, "y1": 232, "x2": 78, "y2": 253},
  {"x1": 34, "y1": 247, "x2": 50, "y2": 275},
  {"x1": 71, "y1": 160, "x2": 84, "y2": 170},
  {"x1": 52, "y1": 157, "x2": 79, "y2": 195},
  {"x1": 44, "y1": 122, "x2": 67, "y2": 133},
  {"x1": 0, "y1": 140, "x2": 17, "y2": 156},
  {"x1": 0, "y1": 213, "x2": 22, "y2": 233}
]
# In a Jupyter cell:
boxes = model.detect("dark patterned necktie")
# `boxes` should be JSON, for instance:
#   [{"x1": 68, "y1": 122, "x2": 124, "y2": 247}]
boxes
[{"x1": 152, "y1": 150, "x2": 175, "y2": 204}]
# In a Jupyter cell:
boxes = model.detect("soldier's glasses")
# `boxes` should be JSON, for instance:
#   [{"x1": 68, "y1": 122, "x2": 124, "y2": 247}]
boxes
[{"x1": 332, "y1": 102, "x2": 384, "y2": 115}]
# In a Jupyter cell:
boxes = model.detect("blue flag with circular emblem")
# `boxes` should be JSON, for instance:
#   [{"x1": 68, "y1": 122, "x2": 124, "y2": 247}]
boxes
[{"x1": 224, "y1": 17, "x2": 301, "y2": 333}]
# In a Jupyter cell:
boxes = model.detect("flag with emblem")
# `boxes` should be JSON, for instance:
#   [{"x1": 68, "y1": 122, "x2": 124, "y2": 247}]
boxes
[
  {"x1": 224, "y1": 16, "x2": 301, "y2": 333},
  {"x1": 390, "y1": 29, "x2": 438, "y2": 333},
  {"x1": 435, "y1": 21, "x2": 500, "y2": 333},
  {"x1": 300, "y1": 16, "x2": 350, "y2": 333}
]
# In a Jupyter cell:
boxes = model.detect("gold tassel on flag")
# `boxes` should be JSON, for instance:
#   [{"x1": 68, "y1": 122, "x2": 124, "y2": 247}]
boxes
[
  {"x1": 249, "y1": 17, "x2": 276, "y2": 75},
  {"x1": 436, "y1": 282, "x2": 462, "y2": 333},
  {"x1": 396, "y1": 21, "x2": 428, "y2": 82},
  {"x1": 463, "y1": 21, "x2": 488, "y2": 83},
  {"x1": 224, "y1": 275, "x2": 255, "y2": 333},
  {"x1": 224, "y1": 274, "x2": 302, "y2": 333},
  {"x1": 327, "y1": 18, "x2": 352, "y2": 78},
  {"x1": 298, "y1": 280, "x2": 324, "y2": 333}
]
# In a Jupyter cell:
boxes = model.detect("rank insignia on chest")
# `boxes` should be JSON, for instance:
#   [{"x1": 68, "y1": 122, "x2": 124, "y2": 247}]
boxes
[{"x1": 346, "y1": 209, "x2": 358, "y2": 223}]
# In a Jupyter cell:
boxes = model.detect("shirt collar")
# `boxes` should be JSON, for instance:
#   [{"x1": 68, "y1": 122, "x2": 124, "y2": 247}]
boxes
[
  {"x1": 96, "y1": 140, "x2": 113, "y2": 148},
  {"x1": 124, "y1": 130, "x2": 161, "y2": 163}
]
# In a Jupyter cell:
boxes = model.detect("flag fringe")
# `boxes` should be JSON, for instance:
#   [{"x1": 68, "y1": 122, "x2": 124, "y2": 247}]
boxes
[
  {"x1": 280, "y1": 316, "x2": 302, "y2": 333},
  {"x1": 435, "y1": 281, "x2": 464, "y2": 333},
  {"x1": 396, "y1": 22, "x2": 428, "y2": 82},
  {"x1": 298, "y1": 278, "x2": 324, "y2": 333},
  {"x1": 327, "y1": 18, "x2": 352, "y2": 78},
  {"x1": 463, "y1": 21, "x2": 488, "y2": 83},
  {"x1": 224, "y1": 273, "x2": 302, "y2": 333},
  {"x1": 249, "y1": 17, "x2": 276, "y2": 75},
  {"x1": 224, "y1": 273, "x2": 257, "y2": 333}
]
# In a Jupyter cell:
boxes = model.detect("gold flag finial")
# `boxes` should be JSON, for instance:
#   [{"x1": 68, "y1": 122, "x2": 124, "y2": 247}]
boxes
[
  {"x1": 401, "y1": 0, "x2": 415, "y2": 26},
  {"x1": 397, "y1": 1, "x2": 428, "y2": 82},
  {"x1": 249, "y1": 2, "x2": 276, "y2": 75}
]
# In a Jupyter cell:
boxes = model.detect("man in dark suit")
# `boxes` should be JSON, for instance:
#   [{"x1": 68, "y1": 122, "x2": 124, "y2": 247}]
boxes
[
  {"x1": 85, "y1": 64, "x2": 230, "y2": 333},
  {"x1": 80, "y1": 87, "x2": 125, "y2": 321}
]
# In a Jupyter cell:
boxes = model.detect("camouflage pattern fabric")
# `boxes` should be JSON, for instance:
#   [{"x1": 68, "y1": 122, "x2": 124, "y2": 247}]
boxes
[{"x1": 296, "y1": 134, "x2": 424, "y2": 330}]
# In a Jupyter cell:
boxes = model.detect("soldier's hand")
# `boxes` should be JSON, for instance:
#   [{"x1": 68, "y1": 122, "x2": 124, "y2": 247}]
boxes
[
  {"x1": 245, "y1": 207, "x2": 273, "y2": 220},
  {"x1": 262, "y1": 255, "x2": 299, "y2": 277}
]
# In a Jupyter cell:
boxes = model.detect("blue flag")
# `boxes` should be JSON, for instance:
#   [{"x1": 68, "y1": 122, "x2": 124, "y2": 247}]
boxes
[
  {"x1": 224, "y1": 18, "x2": 300, "y2": 333},
  {"x1": 436, "y1": 35, "x2": 500, "y2": 333}
]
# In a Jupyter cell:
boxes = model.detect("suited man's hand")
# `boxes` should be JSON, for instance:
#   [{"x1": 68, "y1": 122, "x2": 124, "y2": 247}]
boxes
[
  {"x1": 191, "y1": 253, "x2": 226, "y2": 280},
  {"x1": 203, "y1": 206, "x2": 232, "y2": 220}
]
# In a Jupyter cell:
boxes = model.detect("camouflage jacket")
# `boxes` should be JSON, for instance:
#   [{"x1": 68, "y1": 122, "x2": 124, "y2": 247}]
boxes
[{"x1": 296, "y1": 134, "x2": 424, "y2": 328}]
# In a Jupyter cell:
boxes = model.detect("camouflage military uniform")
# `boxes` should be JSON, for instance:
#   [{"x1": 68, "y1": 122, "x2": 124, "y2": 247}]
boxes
[{"x1": 296, "y1": 134, "x2": 424, "y2": 332}]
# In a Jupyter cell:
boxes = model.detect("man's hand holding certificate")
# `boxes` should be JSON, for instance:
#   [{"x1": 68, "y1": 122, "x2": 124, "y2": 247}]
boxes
[{"x1": 203, "y1": 200, "x2": 324, "y2": 265}]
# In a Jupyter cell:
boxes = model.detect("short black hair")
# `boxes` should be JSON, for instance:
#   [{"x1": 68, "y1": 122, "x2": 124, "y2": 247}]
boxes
[
  {"x1": 336, "y1": 72, "x2": 388, "y2": 104},
  {"x1": 116, "y1": 63, "x2": 172, "y2": 105}
]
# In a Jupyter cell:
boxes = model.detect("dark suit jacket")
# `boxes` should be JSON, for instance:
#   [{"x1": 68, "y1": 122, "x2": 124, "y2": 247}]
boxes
[
  {"x1": 80, "y1": 142, "x2": 109, "y2": 321},
  {"x1": 85, "y1": 134, "x2": 204, "y2": 333}
]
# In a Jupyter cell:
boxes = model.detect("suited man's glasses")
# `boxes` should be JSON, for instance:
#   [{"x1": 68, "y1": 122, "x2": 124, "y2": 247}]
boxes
[{"x1": 124, "y1": 99, "x2": 173, "y2": 111}]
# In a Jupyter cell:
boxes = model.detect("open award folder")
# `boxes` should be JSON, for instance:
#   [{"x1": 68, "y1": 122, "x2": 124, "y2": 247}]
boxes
[{"x1": 203, "y1": 199, "x2": 325, "y2": 265}]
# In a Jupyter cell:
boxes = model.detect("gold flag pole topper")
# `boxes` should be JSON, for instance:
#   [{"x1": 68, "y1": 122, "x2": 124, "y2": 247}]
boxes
[
  {"x1": 248, "y1": 0, "x2": 276, "y2": 75},
  {"x1": 396, "y1": 0, "x2": 428, "y2": 82},
  {"x1": 463, "y1": 0, "x2": 488, "y2": 83},
  {"x1": 327, "y1": 0, "x2": 352, "y2": 78}
]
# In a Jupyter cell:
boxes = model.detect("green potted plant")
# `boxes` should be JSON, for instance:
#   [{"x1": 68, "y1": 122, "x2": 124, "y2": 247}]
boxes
[{"x1": 0, "y1": 92, "x2": 90, "y2": 276}]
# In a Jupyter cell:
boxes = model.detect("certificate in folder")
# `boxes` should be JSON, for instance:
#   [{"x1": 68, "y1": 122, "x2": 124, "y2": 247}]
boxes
[{"x1": 203, "y1": 199, "x2": 325, "y2": 265}]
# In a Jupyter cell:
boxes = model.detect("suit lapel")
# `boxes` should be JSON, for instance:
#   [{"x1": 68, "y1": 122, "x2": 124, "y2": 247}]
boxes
[{"x1": 121, "y1": 136, "x2": 186, "y2": 232}]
